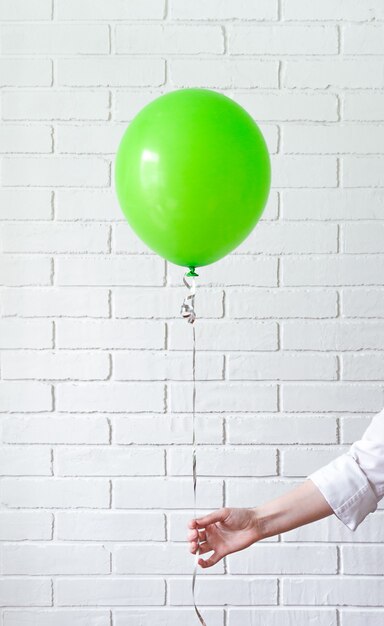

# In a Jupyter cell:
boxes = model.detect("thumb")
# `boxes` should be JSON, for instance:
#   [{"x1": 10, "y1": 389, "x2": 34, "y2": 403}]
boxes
[
  {"x1": 196, "y1": 507, "x2": 230, "y2": 528},
  {"x1": 198, "y1": 551, "x2": 223, "y2": 568}
]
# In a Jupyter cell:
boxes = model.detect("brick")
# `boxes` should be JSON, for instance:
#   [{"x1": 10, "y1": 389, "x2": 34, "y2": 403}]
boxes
[
  {"x1": 115, "y1": 25, "x2": 224, "y2": 54},
  {"x1": 0, "y1": 382, "x2": 52, "y2": 412},
  {"x1": 343, "y1": 25, "x2": 384, "y2": 54},
  {"x1": 2, "y1": 351, "x2": 110, "y2": 381},
  {"x1": 1, "y1": 478, "x2": 109, "y2": 508},
  {"x1": 56, "y1": 189, "x2": 122, "y2": 220},
  {"x1": 236, "y1": 92, "x2": 337, "y2": 122},
  {"x1": 113, "y1": 286, "x2": 223, "y2": 319},
  {"x1": 0, "y1": 319, "x2": 52, "y2": 348},
  {"x1": 2, "y1": 545, "x2": 110, "y2": 575},
  {"x1": 0, "y1": 125, "x2": 52, "y2": 153},
  {"x1": 169, "y1": 59, "x2": 278, "y2": 89},
  {"x1": 0, "y1": 0, "x2": 52, "y2": 20},
  {"x1": 343, "y1": 156, "x2": 384, "y2": 187},
  {"x1": 114, "y1": 610, "x2": 223, "y2": 626},
  {"x1": 0, "y1": 256, "x2": 51, "y2": 286},
  {"x1": 114, "y1": 477, "x2": 223, "y2": 509},
  {"x1": 114, "y1": 543, "x2": 224, "y2": 574},
  {"x1": 271, "y1": 157, "x2": 337, "y2": 189},
  {"x1": 56, "y1": 382, "x2": 165, "y2": 413},
  {"x1": 170, "y1": 0, "x2": 277, "y2": 20},
  {"x1": 57, "y1": 0, "x2": 165, "y2": 20},
  {"x1": 114, "y1": 90, "x2": 164, "y2": 122},
  {"x1": 341, "y1": 288, "x2": 384, "y2": 317},
  {"x1": 174, "y1": 257, "x2": 278, "y2": 288},
  {"x1": 0, "y1": 223, "x2": 109, "y2": 253},
  {"x1": 56, "y1": 578, "x2": 165, "y2": 606},
  {"x1": 0, "y1": 447, "x2": 51, "y2": 476},
  {"x1": 3, "y1": 611, "x2": 110, "y2": 626},
  {"x1": 57, "y1": 319, "x2": 164, "y2": 349},
  {"x1": 237, "y1": 222, "x2": 338, "y2": 253},
  {"x1": 343, "y1": 223, "x2": 384, "y2": 253},
  {"x1": 59, "y1": 58, "x2": 165, "y2": 87},
  {"x1": 228, "y1": 545, "x2": 337, "y2": 574},
  {"x1": 168, "y1": 446, "x2": 276, "y2": 477},
  {"x1": 2, "y1": 415, "x2": 109, "y2": 444},
  {"x1": 340, "y1": 416, "x2": 370, "y2": 444},
  {"x1": 56, "y1": 256, "x2": 164, "y2": 286},
  {"x1": 228, "y1": 353, "x2": 337, "y2": 380},
  {"x1": 1, "y1": 157, "x2": 109, "y2": 188},
  {"x1": 0, "y1": 59, "x2": 52, "y2": 87},
  {"x1": 340, "y1": 611, "x2": 384, "y2": 626},
  {"x1": 282, "y1": 255, "x2": 384, "y2": 287},
  {"x1": 113, "y1": 351, "x2": 223, "y2": 380},
  {"x1": 229, "y1": 25, "x2": 337, "y2": 54},
  {"x1": 342, "y1": 545, "x2": 384, "y2": 575},
  {"x1": 282, "y1": 383, "x2": 383, "y2": 413},
  {"x1": 0, "y1": 190, "x2": 52, "y2": 219},
  {"x1": 228, "y1": 609, "x2": 336, "y2": 626},
  {"x1": 282, "y1": 189, "x2": 384, "y2": 219},
  {"x1": 342, "y1": 354, "x2": 384, "y2": 381},
  {"x1": 169, "y1": 382, "x2": 278, "y2": 412},
  {"x1": 1, "y1": 287, "x2": 109, "y2": 317},
  {"x1": 56, "y1": 446, "x2": 164, "y2": 476},
  {"x1": 56, "y1": 511, "x2": 165, "y2": 541},
  {"x1": 284, "y1": 60, "x2": 384, "y2": 89},
  {"x1": 227, "y1": 288, "x2": 337, "y2": 319},
  {"x1": 344, "y1": 94, "x2": 384, "y2": 121},
  {"x1": 169, "y1": 577, "x2": 277, "y2": 606},
  {"x1": 281, "y1": 446, "x2": 347, "y2": 476},
  {"x1": 283, "y1": 320, "x2": 384, "y2": 350},
  {"x1": 57, "y1": 124, "x2": 125, "y2": 155},
  {"x1": 227, "y1": 415, "x2": 337, "y2": 444},
  {"x1": 0, "y1": 578, "x2": 51, "y2": 607},
  {"x1": 0, "y1": 512, "x2": 52, "y2": 540},
  {"x1": 113, "y1": 415, "x2": 222, "y2": 445},
  {"x1": 168, "y1": 320, "x2": 277, "y2": 350},
  {"x1": 282, "y1": 577, "x2": 384, "y2": 606},
  {"x1": 0, "y1": 25, "x2": 109, "y2": 54},
  {"x1": 2, "y1": 90, "x2": 109, "y2": 121},
  {"x1": 283, "y1": 125, "x2": 384, "y2": 154},
  {"x1": 283, "y1": 0, "x2": 384, "y2": 20}
]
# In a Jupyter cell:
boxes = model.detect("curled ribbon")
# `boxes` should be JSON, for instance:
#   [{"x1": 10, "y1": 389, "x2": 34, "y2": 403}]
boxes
[
  {"x1": 180, "y1": 274, "x2": 196, "y2": 324},
  {"x1": 180, "y1": 271, "x2": 207, "y2": 626}
]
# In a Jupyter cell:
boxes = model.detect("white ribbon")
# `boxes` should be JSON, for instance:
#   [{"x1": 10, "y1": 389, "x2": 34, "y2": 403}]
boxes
[{"x1": 180, "y1": 272, "x2": 207, "y2": 626}]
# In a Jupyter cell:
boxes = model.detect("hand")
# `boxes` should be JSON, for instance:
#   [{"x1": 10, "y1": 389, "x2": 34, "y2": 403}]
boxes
[{"x1": 187, "y1": 507, "x2": 261, "y2": 569}]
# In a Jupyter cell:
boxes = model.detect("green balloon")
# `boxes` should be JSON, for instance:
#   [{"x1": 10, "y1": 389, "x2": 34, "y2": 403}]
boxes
[{"x1": 115, "y1": 88, "x2": 270, "y2": 270}]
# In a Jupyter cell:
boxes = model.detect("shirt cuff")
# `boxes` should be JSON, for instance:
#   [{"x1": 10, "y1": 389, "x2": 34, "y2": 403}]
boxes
[{"x1": 308, "y1": 452, "x2": 378, "y2": 531}]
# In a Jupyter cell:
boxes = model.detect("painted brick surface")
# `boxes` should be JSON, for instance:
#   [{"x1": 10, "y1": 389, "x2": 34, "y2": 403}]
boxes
[{"x1": 1, "y1": 0, "x2": 383, "y2": 622}]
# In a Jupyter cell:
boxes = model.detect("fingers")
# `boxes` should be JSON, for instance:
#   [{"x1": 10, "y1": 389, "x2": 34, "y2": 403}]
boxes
[
  {"x1": 198, "y1": 551, "x2": 223, "y2": 568},
  {"x1": 195, "y1": 508, "x2": 230, "y2": 528},
  {"x1": 189, "y1": 540, "x2": 212, "y2": 555},
  {"x1": 188, "y1": 528, "x2": 206, "y2": 542}
]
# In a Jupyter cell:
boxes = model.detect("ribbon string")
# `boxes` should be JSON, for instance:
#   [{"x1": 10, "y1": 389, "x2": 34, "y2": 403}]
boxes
[{"x1": 180, "y1": 273, "x2": 207, "y2": 626}]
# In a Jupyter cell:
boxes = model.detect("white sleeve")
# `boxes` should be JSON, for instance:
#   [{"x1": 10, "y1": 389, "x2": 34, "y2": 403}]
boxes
[{"x1": 308, "y1": 409, "x2": 384, "y2": 531}]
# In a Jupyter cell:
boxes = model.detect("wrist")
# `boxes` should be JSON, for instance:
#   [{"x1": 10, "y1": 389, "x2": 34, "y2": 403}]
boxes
[{"x1": 250, "y1": 506, "x2": 269, "y2": 542}]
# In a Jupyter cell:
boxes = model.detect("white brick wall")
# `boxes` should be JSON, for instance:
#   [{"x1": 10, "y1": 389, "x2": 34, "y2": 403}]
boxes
[{"x1": 1, "y1": 0, "x2": 383, "y2": 624}]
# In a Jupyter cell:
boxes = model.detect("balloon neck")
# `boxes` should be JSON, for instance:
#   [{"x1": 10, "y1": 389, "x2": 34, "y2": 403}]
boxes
[{"x1": 186, "y1": 266, "x2": 199, "y2": 277}]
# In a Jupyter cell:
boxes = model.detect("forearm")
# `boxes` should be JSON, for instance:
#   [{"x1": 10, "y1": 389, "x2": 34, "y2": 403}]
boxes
[{"x1": 254, "y1": 479, "x2": 333, "y2": 540}]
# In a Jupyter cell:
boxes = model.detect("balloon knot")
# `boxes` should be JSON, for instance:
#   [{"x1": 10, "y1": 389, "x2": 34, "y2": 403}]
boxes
[{"x1": 187, "y1": 267, "x2": 199, "y2": 277}]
